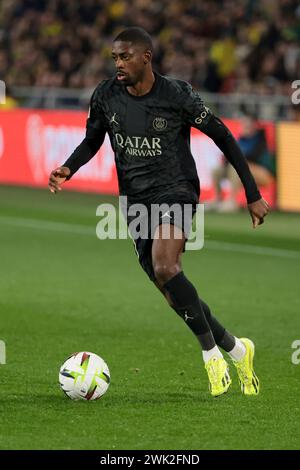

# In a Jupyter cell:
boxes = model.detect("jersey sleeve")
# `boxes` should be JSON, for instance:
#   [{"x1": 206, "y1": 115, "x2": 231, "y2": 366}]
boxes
[
  {"x1": 181, "y1": 83, "x2": 261, "y2": 204},
  {"x1": 181, "y1": 83, "x2": 213, "y2": 130},
  {"x1": 85, "y1": 85, "x2": 108, "y2": 139},
  {"x1": 62, "y1": 83, "x2": 107, "y2": 178}
]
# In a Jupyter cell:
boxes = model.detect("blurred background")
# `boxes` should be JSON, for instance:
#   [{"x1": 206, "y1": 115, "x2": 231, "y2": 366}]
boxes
[
  {"x1": 0, "y1": 0, "x2": 300, "y2": 210},
  {"x1": 1, "y1": 1, "x2": 300, "y2": 450}
]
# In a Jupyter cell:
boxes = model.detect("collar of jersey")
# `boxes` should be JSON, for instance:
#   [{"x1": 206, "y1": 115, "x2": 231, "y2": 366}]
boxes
[{"x1": 124, "y1": 71, "x2": 159, "y2": 100}]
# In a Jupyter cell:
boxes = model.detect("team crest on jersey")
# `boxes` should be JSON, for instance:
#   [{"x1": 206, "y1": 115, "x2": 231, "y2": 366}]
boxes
[{"x1": 153, "y1": 117, "x2": 167, "y2": 131}]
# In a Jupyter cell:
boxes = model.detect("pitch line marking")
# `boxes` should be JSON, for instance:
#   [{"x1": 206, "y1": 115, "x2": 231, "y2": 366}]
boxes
[{"x1": 1, "y1": 215, "x2": 300, "y2": 260}]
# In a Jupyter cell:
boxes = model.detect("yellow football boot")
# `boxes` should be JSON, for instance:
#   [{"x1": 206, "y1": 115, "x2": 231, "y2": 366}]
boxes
[
  {"x1": 233, "y1": 338, "x2": 260, "y2": 395},
  {"x1": 205, "y1": 356, "x2": 232, "y2": 397}
]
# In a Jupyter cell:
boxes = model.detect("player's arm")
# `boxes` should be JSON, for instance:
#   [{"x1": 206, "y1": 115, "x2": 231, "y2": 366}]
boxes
[
  {"x1": 49, "y1": 88, "x2": 107, "y2": 193},
  {"x1": 182, "y1": 85, "x2": 269, "y2": 227},
  {"x1": 203, "y1": 117, "x2": 269, "y2": 227}
]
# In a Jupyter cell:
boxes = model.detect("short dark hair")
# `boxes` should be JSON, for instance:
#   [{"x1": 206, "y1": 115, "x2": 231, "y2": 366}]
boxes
[{"x1": 113, "y1": 27, "x2": 153, "y2": 52}]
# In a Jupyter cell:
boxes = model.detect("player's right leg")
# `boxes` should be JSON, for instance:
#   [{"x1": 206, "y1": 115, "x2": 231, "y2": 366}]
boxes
[{"x1": 151, "y1": 224, "x2": 231, "y2": 397}]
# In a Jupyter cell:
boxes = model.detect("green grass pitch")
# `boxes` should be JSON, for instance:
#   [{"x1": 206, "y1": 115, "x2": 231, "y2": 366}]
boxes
[{"x1": 0, "y1": 184, "x2": 300, "y2": 450}]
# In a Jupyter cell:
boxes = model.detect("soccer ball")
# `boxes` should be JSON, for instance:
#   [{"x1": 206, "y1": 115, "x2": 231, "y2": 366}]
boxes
[{"x1": 59, "y1": 351, "x2": 110, "y2": 401}]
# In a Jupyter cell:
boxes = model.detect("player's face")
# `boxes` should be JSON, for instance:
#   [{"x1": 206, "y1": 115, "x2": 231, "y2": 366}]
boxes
[{"x1": 112, "y1": 41, "x2": 149, "y2": 86}]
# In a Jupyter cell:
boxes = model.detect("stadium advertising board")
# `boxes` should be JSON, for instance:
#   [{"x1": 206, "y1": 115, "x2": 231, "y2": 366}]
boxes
[
  {"x1": 0, "y1": 110, "x2": 276, "y2": 207},
  {"x1": 277, "y1": 122, "x2": 300, "y2": 212}
]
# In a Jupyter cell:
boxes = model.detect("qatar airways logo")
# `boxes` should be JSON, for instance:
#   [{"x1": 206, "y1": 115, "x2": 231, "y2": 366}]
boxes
[{"x1": 115, "y1": 133, "x2": 162, "y2": 157}]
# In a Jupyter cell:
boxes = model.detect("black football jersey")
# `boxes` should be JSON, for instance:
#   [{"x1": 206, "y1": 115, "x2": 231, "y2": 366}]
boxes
[
  {"x1": 64, "y1": 72, "x2": 261, "y2": 205},
  {"x1": 86, "y1": 72, "x2": 213, "y2": 200}
]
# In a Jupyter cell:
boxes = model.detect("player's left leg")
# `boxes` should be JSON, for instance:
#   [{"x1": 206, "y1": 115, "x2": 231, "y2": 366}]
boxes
[{"x1": 151, "y1": 224, "x2": 231, "y2": 396}]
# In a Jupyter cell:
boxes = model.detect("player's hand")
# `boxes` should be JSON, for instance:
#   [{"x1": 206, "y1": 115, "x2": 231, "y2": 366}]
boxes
[
  {"x1": 247, "y1": 197, "x2": 269, "y2": 228},
  {"x1": 48, "y1": 166, "x2": 71, "y2": 194}
]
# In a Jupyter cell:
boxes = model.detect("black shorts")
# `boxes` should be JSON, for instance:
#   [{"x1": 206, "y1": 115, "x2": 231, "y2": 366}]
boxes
[{"x1": 122, "y1": 183, "x2": 199, "y2": 282}]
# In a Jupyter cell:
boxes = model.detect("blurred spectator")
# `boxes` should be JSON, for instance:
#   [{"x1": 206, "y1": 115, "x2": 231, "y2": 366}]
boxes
[
  {"x1": 0, "y1": 84, "x2": 18, "y2": 109},
  {"x1": 210, "y1": 115, "x2": 276, "y2": 211},
  {"x1": 0, "y1": 0, "x2": 299, "y2": 96},
  {"x1": 288, "y1": 104, "x2": 300, "y2": 121}
]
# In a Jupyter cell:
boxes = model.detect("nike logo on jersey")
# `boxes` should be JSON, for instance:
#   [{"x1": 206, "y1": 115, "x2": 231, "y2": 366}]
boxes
[{"x1": 161, "y1": 211, "x2": 172, "y2": 219}]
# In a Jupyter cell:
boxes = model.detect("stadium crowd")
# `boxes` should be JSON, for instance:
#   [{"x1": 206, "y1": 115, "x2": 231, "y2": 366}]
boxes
[{"x1": 0, "y1": 0, "x2": 299, "y2": 95}]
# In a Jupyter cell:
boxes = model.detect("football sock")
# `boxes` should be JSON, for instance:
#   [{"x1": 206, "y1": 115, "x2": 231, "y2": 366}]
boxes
[
  {"x1": 228, "y1": 338, "x2": 246, "y2": 361},
  {"x1": 202, "y1": 345, "x2": 223, "y2": 364},
  {"x1": 198, "y1": 298, "x2": 225, "y2": 342},
  {"x1": 198, "y1": 298, "x2": 236, "y2": 352},
  {"x1": 163, "y1": 272, "x2": 217, "y2": 351},
  {"x1": 217, "y1": 330, "x2": 236, "y2": 352}
]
